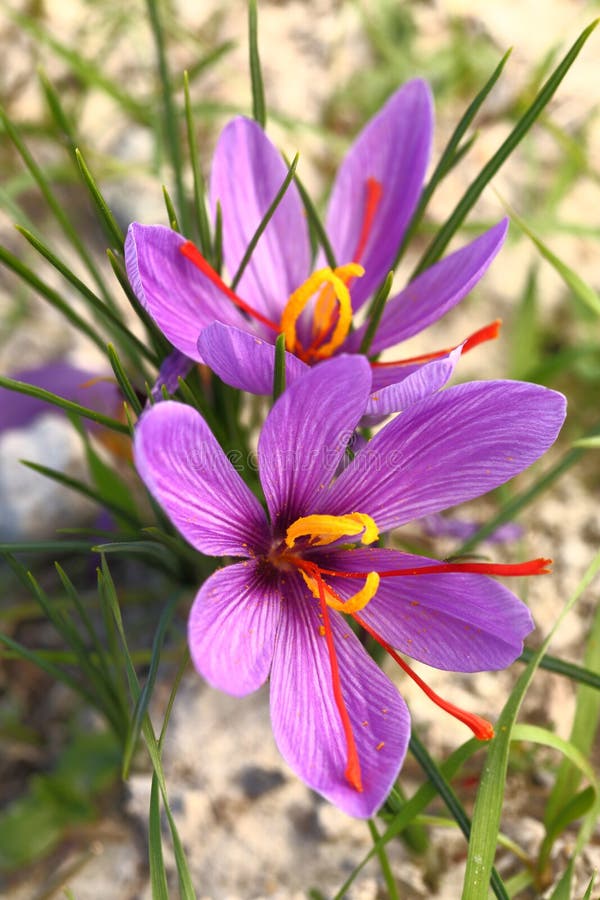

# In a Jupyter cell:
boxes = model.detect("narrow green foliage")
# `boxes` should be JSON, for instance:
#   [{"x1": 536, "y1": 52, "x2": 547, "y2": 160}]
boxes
[
  {"x1": 395, "y1": 49, "x2": 512, "y2": 266},
  {"x1": 359, "y1": 271, "x2": 394, "y2": 355},
  {"x1": 14, "y1": 225, "x2": 156, "y2": 368},
  {"x1": 184, "y1": 70, "x2": 213, "y2": 256},
  {"x1": 75, "y1": 149, "x2": 125, "y2": 249},
  {"x1": 231, "y1": 152, "x2": 300, "y2": 290},
  {"x1": 574, "y1": 435, "x2": 600, "y2": 448},
  {"x1": 149, "y1": 774, "x2": 170, "y2": 900},
  {"x1": 292, "y1": 168, "x2": 338, "y2": 268},
  {"x1": 38, "y1": 68, "x2": 77, "y2": 153},
  {"x1": 0, "y1": 244, "x2": 106, "y2": 354},
  {"x1": 519, "y1": 647, "x2": 600, "y2": 691},
  {"x1": 122, "y1": 594, "x2": 180, "y2": 778},
  {"x1": 508, "y1": 202, "x2": 600, "y2": 317},
  {"x1": 462, "y1": 548, "x2": 600, "y2": 900},
  {"x1": 367, "y1": 819, "x2": 400, "y2": 900},
  {"x1": 248, "y1": 0, "x2": 267, "y2": 128},
  {"x1": 145, "y1": 0, "x2": 190, "y2": 236},
  {"x1": 0, "y1": 374, "x2": 129, "y2": 433},
  {"x1": 543, "y1": 600, "x2": 600, "y2": 856},
  {"x1": 273, "y1": 333, "x2": 287, "y2": 402},
  {"x1": 106, "y1": 344, "x2": 144, "y2": 415},
  {"x1": 213, "y1": 200, "x2": 223, "y2": 273},
  {"x1": 20, "y1": 460, "x2": 141, "y2": 530},
  {"x1": 0, "y1": 105, "x2": 113, "y2": 302},
  {"x1": 582, "y1": 874, "x2": 596, "y2": 900},
  {"x1": 163, "y1": 185, "x2": 181, "y2": 232},
  {"x1": 413, "y1": 19, "x2": 599, "y2": 277}
]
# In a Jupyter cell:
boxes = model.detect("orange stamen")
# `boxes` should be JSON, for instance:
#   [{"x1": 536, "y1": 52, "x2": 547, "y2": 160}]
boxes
[
  {"x1": 305, "y1": 561, "x2": 363, "y2": 792},
  {"x1": 353, "y1": 177, "x2": 383, "y2": 264},
  {"x1": 354, "y1": 613, "x2": 494, "y2": 740},
  {"x1": 371, "y1": 319, "x2": 502, "y2": 368},
  {"x1": 319, "y1": 558, "x2": 552, "y2": 579},
  {"x1": 179, "y1": 241, "x2": 280, "y2": 332}
]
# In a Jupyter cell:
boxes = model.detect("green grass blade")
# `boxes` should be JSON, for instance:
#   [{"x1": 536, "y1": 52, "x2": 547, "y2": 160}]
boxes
[
  {"x1": 461, "y1": 548, "x2": 600, "y2": 900},
  {"x1": 184, "y1": 71, "x2": 212, "y2": 256},
  {"x1": 519, "y1": 648, "x2": 600, "y2": 691},
  {"x1": 272, "y1": 333, "x2": 287, "y2": 402},
  {"x1": 0, "y1": 105, "x2": 115, "y2": 302},
  {"x1": 0, "y1": 375, "x2": 129, "y2": 434},
  {"x1": 292, "y1": 168, "x2": 337, "y2": 269},
  {"x1": 15, "y1": 226, "x2": 155, "y2": 368},
  {"x1": 231, "y1": 153, "x2": 299, "y2": 290},
  {"x1": 75, "y1": 149, "x2": 125, "y2": 249},
  {"x1": 122, "y1": 594, "x2": 180, "y2": 778},
  {"x1": 507, "y1": 203, "x2": 600, "y2": 317},
  {"x1": 20, "y1": 460, "x2": 140, "y2": 529},
  {"x1": 543, "y1": 599, "x2": 600, "y2": 829},
  {"x1": 359, "y1": 271, "x2": 394, "y2": 355},
  {"x1": 248, "y1": 0, "x2": 266, "y2": 128},
  {"x1": 106, "y1": 344, "x2": 143, "y2": 415},
  {"x1": 367, "y1": 819, "x2": 399, "y2": 900},
  {"x1": 162, "y1": 185, "x2": 181, "y2": 232},
  {"x1": 413, "y1": 20, "x2": 599, "y2": 277},
  {"x1": 0, "y1": 244, "x2": 107, "y2": 354},
  {"x1": 145, "y1": 0, "x2": 189, "y2": 235},
  {"x1": 148, "y1": 773, "x2": 169, "y2": 900},
  {"x1": 395, "y1": 49, "x2": 512, "y2": 265}
]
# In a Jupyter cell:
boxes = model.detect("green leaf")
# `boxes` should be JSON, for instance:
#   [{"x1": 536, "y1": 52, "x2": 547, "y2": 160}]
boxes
[
  {"x1": 360, "y1": 271, "x2": 394, "y2": 355},
  {"x1": 0, "y1": 374, "x2": 129, "y2": 434},
  {"x1": 162, "y1": 184, "x2": 181, "y2": 232},
  {"x1": 149, "y1": 774, "x2": 170, "y2": 900},
  {"x1": 461, "y1": 548, "x2": 600, "y2": 900},
  {"x1": 395, "y1": 48, "x2": 512, "y2": 266},
  {"x1": 106, "y1": 344, "x2": 144, "y2": 415},
  {"x1": 507, "y1": 203, "x2": 600, "y2": 317},
  {"x1": 248, "y1": 0, "x2": 266, "y2": 128},
  {"x1": 75, "y1": 149, "x2": 125, "y2": 249},
  {"x1": 145, "y1": 0, "x2": 189, "y2": 235},
  {"x1": 272, "y1": 333, "x2": 287, "y2": 402},
  {"x1": 184, "y1": 70, "x2": 213, "y2": 256},
  {"x1": 413, "y1": 19, "x2": 599, "y2": 277},
  {"x1": 292, "y1": 167, "x2": 337, "y2": 269},
  {"x1": 573, "y1": 435, "x2": 600, "y2": 449},
  {"x1": 519, "y1": 648, "x2": 600, "y2": 692}
]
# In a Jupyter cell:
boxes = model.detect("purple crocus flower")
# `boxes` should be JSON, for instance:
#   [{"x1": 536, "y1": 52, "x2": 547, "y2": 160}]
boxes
[
  {"x1": 134, "y1": 356, "x2": 565, "y2": 817},
  {"x1": 0, "y1": 361, "x2": 121, "y2": 432},
  {"x1": 125, "y1": 80, "x2": 507, "y2": 415}
]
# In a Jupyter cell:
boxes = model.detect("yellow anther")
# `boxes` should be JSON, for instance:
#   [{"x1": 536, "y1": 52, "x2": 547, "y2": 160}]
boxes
[
  {"x1": 285, "y1": 512, "x2": 379, "y2": 549},
  {"x1": 280, "y1": 264, "x2": 364, "y2": 360},
  {"x1": 300, "y1": 569, "x2": 380, "y2": 614}
]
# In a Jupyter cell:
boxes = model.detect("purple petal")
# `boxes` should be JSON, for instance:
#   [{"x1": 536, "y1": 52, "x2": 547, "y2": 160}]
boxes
[
  {"x1": 420, "y1": 513, "x2": 523, "y2": 544},
  {"x1": 210, "y1": 117, "x2": 311, "y2": 322},
  {"x1": 0, "y1": 362, "x2": 120, "y2": 431},
  {"x1": 258, "y1": 355, "x2": 372, "y2": 533},
  {"x1": 134, "y1": 400, "x2": 270, "y2": 556},
  {"x1": 369, "y1": 219, "x2": 508, "y2": 354},
  {"x1": 269, "y1": 572, "x2": 410, "y2": 817},
  {"x1": 125, "y1": 223, "x2": 249, "y2": 362},
  {"x1": 198, "y1": 322, "x2": 309, "y2": 394},
  {"x1": 325, "y1": 380, "x2": 566, "y2": 532},
  {"x1": 364, "y1": 346, "x2": 462, "y2": 417},
  {"x1": 188, "y1": 561, "x2": 282, "y2": 696},
  {"x1": 318, "y1": 548, "x2": 533, "y2": 672},
  {"x1": 324, "y1": 80, "x2": 433, "y2": 310},
  {"x1": 150, "y1": 350, "x2": 194, "y2": 401}
]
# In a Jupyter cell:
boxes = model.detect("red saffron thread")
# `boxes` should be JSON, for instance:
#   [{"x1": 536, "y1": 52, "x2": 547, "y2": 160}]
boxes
[
  {"x1": 371, "y1": 320, "x2": 502, "y2": 368},
  {"x1": 318, "y1": 558, "x2": 552, "y2": 579},
  {"x1": 353, "y1": 613, "x2": 494, "y2": 740},
  {"x1": 299, "y1": 560, "x2": 363, "y2": 792},
  {"x1": 179, "y1": 241, "x2": 280, "y2": 332},
  {"x1": 353, "y1": 177, "x2": 384, "y2": 265}
]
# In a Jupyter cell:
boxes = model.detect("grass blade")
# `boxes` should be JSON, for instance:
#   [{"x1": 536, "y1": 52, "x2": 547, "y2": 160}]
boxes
[
  {"x1": 248, "y1": 0, "x2": 266, "y2": 127},
  {"x1": 75, "y1": 149, "x2": 125, "y2": 249},
  {"x1": 184, "y1": 71, "x2": 212, "y2": 256},
  {"x1": 461, "y1": 548, "x2": 600, "y2": 900},
  {"x1": 149, "y1": 773, "x2": 169, "y2": 900},
  {"x1": 413, "y1": 20, "x2": 599, "y2": 277},
  {"x1": 0, "y1": 374, "x2": 129, "y2": 433}
]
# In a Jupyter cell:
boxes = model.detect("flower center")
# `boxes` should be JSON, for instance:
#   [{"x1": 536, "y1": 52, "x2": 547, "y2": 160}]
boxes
[{"x1": 279, "y1": 264, "x2": 365, "y2": 363}]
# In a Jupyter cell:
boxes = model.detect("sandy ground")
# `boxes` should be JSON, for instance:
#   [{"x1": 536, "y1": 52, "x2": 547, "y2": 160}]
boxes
[{"x1": 1, "y1": 0, "x2": 599, "y2": 897}]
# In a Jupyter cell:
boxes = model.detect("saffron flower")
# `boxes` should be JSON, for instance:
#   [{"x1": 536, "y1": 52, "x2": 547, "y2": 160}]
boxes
[
  {"x1": 134, "y1": 356, "x2": 565, "y2": 816},
  {"x1": 126, "y1": 80, "x2": 508, "y2": 414}
]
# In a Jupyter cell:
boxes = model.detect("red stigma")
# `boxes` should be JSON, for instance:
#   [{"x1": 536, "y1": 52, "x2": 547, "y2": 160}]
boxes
[
  {"x1": 179, "y1": 241, "x2": 280, "y2": 332},
  {"x1": 353, "y1": 177, "x2": 383, "y2": 265},
  {"x1": 319, "y1": 557, "x2": 552, "y2": 580},
  {"x1": 354, "y1": 613, "x2": 495, "y2": 741},
  {"x1": 371, "y1": 319, "x2": 502, "y2": 369}
]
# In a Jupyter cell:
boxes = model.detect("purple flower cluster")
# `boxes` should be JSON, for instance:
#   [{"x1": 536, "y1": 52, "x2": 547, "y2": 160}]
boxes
[{"x1": 128, "y1": 83, "x2": 567, "y2": 817}]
